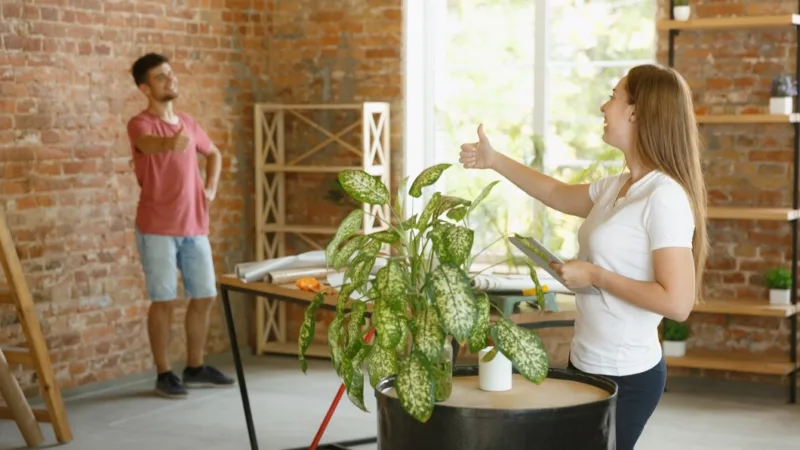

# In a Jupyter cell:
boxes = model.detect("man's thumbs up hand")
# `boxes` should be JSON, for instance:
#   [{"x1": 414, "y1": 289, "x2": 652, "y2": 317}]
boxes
[{"x1": 166, "y1": 122, "x2": 190, "y2": 153}]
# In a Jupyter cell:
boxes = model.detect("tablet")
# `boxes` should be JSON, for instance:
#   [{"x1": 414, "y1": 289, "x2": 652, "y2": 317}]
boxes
[{"x1": 509, "y1": 235, "x2": 601, "y2": 295}]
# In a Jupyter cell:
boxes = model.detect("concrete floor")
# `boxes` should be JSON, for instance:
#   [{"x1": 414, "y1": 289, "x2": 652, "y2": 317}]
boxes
[{"x1": 1, "y1": 352, "x2": 800, "y2": 450}]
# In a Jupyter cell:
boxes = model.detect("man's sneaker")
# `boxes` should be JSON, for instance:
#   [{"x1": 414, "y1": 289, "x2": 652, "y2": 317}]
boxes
[
  {"x1": 182, "y1": 365, "x2": 235, "y2": 388},
  {"x1": 155, "y1": 371, "x2": 188, "y2": 399}
]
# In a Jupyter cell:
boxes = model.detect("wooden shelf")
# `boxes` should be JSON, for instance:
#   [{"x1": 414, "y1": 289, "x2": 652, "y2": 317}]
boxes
[
  {"x1": 707, "y1": 207, "x2": 800, "y2": 221},
  {"x1": 697, "y1": 114, "x2": 800, "y2": 124},
  {"x1": 666, "y1": 353, "x2": 797, "y2": 376},
  {"x1": 692, "y1": 298, "x2": 798, "y2": 318},
  {"x1": 657, "y1": 15, "x2": 800, "y2": 31},
  {"x1": 262, "y1": 164, "x2": 385, "y2": 175}
]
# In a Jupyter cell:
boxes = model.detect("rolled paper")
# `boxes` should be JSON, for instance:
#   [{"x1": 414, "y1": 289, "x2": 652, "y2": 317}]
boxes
[
  {"x1": 265, "y1": 267, "x2": 335, "y2": 285},
  {"x1": 470, "y1": 274, "x2": 535, "y2": 292},
  {"x1": 234, "y1": 251, "x2": 329, "y2": 283},
  {"x1": 478, "y1": 346, "x2": 512, "y2": 392}
]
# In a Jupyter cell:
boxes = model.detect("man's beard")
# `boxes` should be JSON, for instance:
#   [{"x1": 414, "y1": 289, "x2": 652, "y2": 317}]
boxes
[{"x1": 159, "y1": 92, "x2": 178, "y2": 102}]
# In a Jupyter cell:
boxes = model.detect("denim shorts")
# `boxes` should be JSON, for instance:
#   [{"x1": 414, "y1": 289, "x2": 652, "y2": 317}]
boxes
[{"x1": 135, "y1": 230, "x2": 218, "y2": 301}]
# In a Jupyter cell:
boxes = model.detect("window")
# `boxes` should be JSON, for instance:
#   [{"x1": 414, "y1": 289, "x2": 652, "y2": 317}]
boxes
[{"x1": 404, "y1": 0, "x2": 656, "y2": 264}]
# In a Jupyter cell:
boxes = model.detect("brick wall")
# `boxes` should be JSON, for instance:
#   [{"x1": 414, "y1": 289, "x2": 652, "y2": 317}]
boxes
[
  {"x1": 657, "y1": 0, "x2": 799, "y2": 384},
  {"x1": 0, "y1": 0, "x2": 403, "y2": 394},
  {"x1": 266, "y1": 0, "x2": 404, "y2": 343}
]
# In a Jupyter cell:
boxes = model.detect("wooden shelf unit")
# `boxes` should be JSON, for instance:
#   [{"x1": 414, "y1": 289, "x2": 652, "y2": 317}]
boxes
[
  {"x1": 707, "y1": 207, "x2": 800, "y2": 221},
  {"x1": 252, "y1": 102, "x2": 391, "y2": 357},
  {"x1": 692, "y1": 298, "x2": 798, "y2": 318},
  {"x1": 696, "y1": 114, "x2": 800, "y2": 124},
  {"x1": 664, "y1": 7, "x2": 800, "y2": 402},
  {"x1": 657, "y1": 14, "x2": 800, "y2": 31}
]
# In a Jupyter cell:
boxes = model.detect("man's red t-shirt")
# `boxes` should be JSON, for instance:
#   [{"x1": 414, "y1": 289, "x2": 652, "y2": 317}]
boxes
[{"x1": 126, "y1": 111, "x2": 211, "y2": 236}]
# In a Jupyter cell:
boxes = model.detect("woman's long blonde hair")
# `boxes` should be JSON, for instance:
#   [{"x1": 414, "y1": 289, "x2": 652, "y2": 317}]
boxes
[{"x1": 626, "y1": 64, "x2": 708, "y2": 303}]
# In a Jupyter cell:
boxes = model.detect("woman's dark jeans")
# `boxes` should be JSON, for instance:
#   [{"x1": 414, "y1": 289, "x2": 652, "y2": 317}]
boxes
[{"x1": 568, "y1": 356, "x2": 667, "y2": 450}]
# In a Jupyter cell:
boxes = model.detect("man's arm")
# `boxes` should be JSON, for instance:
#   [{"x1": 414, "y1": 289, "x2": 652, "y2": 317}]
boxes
[
  {"x1": 203, "y1": 143, "x2": 222, "y2": 197},
  {"x1": 132, "y1": 124, "x2": 190, "y2": 155}
]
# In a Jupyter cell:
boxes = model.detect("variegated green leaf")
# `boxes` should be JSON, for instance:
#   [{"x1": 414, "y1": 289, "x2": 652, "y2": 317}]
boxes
[
  {"x1": 481, "y1": 347, "x2": 498, "y2": 362},
  {"x1": 367, "y1": 343, "x2": 398, "y2": 389},
  {"x1": 394, "y1": 176, "x2": 409, "y2": 216},
  {"x1": 435, "y1": 195, "x2": 471, "y2": 217},
  {"x1": 490, "y1": 317, "x2": 549, "y2": 384},
  {"x1": 369, "y1": 228, "x2": 402, "y2": 243},
  {"x1": 395, "y1": 319, "x2": 410, "y2": 353},
  {"x1": 395, "y1": 352, "x2": 435, "y2": 422},
  {"x1": 408, "y1": 163, "x2": 451, "y2": 198},
  {"x1": 338, "y1": 169, "x2": 390, "y2": 205},
  {"x1": 427, "y1": 222, "x2": 450, "y2": 257},
  {"x1": 298, "y1": 292, "x2": 325, "y2": 373},
  {"x1": 514, "y1": 233, "x2": 552, "y2": 263},
  {"x1": 411, "y1": 303, "x2": 445, "y2": 363},
  {"x1": 446, "y1": 205, "x2": 468, "y2": 222},
  {"x1": 468, "y1": 292, "x2": 490, "y2": 353},
  {"x1": 328, "y1": 312, "x2": 346, "y2": 377},
  {"x1": 345, "y1": 301, "x2": 368, "y2": 356},
  {"x1": 344, "y1": 239, "x2": 381, "y2": 287},
  {"x1": 526, "y1": 261, "x2": 546, "y2": 309},
  {"x1": 468, "y1": 180, "x2": 501, "y2": 214},
  {"x1": 325, "y1": 209, "x2": 364, "y2": 263},
  {"x1": 375, "y1": 260, "x2": 407, "y2": 304},
  {"x1": 332, "y1": 236, "x2": 365, "y2": 270},
  {"x1": 439, "y1": 225, "x2": 473, "y2": 266},
  {"x1": 343, "y1": 346, "x2": 369, "y2": 412},
  {"x1": 427, "y1": 262, "x2": 477, "y2": 344},
  {"x1": 416, "y1": 192, "x2": 441, "y2": 230},
  {"x1": 400, "y1": 214, "x2": 418, "y2": 230},
  {"x1": 374, "y1": 298, "x2": 405, "y2": 348},
  {"x1": 336, "y1": 283, "x2": 357, "y2": 314}
]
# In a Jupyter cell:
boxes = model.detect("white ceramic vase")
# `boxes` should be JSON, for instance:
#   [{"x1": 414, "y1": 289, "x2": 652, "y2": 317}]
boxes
[
  {"x1": 478, "y1": 346, "x2": 512, "y2": 392},
  {"x1": 770, "y1": 97, "x2": 793, "y2": 115},
  {"x1": 662, "y1": 340, "x2": 686, "y2": 357},
  {"x1": 673, "y1": 6, "x2": 690, "y2": 21},
  {"x1": 769, "y1": 288, "x2": 791, "y2": 305}
]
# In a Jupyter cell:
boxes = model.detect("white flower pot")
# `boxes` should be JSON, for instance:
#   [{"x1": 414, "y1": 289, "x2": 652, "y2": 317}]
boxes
[
  {"x1": 673, "y1": 6, "x2": 690, "y2": 21},
  {"x1": 769, "y1": 288, "x2": 791, "y2": 305},
  {"x1": 770, "y1": 97, "x2": 793, "y2": 115},
  {"x1": 662, "y1": 340, "x2": 686, "y2": 357},
  {"x1": 478, "y1": 346, "x2": 512, "y2": 392}
]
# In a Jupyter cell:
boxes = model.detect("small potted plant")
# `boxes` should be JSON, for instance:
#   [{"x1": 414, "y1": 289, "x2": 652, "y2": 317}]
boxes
[
  {"x1": 765, "y1": 266, "x2": 792, "y2": 305},
  {"x1": 769, "y1": 75, "x2": 797, "y2": 115},
  {"x1": 662, "y1": 319, "x2": 689, "y2": 357},
  {"x1": 673, "y1": 0, "x2": 691, "y2": 21}
]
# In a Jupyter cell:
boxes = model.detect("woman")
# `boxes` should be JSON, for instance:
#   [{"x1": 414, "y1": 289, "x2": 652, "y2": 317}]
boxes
[{"x1": 459, "y1": 64, "x2": 707, "y2": 450}]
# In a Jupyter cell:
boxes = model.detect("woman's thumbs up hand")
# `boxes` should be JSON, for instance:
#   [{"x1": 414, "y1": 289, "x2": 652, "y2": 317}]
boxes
[{"x1": 459, "y1": 123, "x2": 496, "y2": 170}]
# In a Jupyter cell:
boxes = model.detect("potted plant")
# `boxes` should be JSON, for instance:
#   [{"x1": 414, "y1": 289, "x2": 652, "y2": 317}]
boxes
[
  {"x1": 673, "y1": 0, "x2": 691, "y2": 21},
  {"x1": 662, "y1": 319, "x2": 690, "y2": 357},
  {"x1": 297, "y1": 163, "x2": 550, "y2": 423},
  {"x1": 765, "y1": 266, "x2": 792, "y2": 305},
  {"x1": 769, "y1": 75, "x2": 797, "y2": 115}
]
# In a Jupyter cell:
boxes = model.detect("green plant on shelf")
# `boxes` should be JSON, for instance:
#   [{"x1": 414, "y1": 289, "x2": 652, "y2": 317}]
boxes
[
  {"x1": 662, "y1": 319, "x2": 690, "y2": 342},
  {"x1": 297, "y1": 163, "x2": 550, "y2": 423},
  {"x1": 673, "y1": 0, "x2": 689, "y2": 6},
  {"x1": 765, "y1": 266, "x2": 792, "y2": 290}
]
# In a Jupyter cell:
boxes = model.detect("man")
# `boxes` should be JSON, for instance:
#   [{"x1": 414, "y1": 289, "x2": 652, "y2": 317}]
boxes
[{"x1": 126, "y1": 53, "x2": 233, "y2": 398}]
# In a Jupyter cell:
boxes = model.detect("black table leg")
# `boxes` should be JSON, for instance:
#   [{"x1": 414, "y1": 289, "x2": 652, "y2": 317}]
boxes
[{"x1": 221, "y1": 286, "x2": 259, "y2": 450}]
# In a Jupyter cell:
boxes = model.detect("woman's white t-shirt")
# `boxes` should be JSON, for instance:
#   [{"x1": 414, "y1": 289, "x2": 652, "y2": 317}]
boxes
[{"x1": 570, "y1": 170, "x2": 695, "y2": 377}]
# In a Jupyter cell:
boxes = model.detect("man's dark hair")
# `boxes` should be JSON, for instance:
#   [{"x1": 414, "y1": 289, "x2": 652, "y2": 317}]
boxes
[{"x1": 131, "y1": 53, "x2": 169, "y2": 86}]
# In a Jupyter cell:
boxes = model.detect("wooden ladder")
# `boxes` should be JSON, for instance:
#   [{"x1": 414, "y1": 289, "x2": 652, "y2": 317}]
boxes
[{"x1": 0, "y1": 208, "x2": 72, "y2": 446}]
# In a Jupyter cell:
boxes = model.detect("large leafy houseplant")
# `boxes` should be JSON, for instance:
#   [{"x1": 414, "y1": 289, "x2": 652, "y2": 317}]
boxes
[{"x1": 298, "y1": 163, "x2": 550, "y2": 423}]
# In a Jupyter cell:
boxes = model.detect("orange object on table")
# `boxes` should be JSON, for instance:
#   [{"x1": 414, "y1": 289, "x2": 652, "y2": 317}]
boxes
[{"x1": 295, "y1": 277, "x2": 322, "y2": 293}]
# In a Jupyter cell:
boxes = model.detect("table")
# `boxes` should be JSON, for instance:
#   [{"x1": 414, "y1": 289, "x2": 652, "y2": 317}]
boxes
[
  {"x1": 217, "y1": 274, "x2": 577, "y2": 450},
  {"x1": 217, "y1": 274, "x2": 376, "y2": 450}
]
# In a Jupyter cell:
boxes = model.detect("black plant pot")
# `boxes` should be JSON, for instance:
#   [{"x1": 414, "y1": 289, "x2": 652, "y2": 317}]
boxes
[{"x1": 375, "y1": 365, "x2": 618, "y2": 450}]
